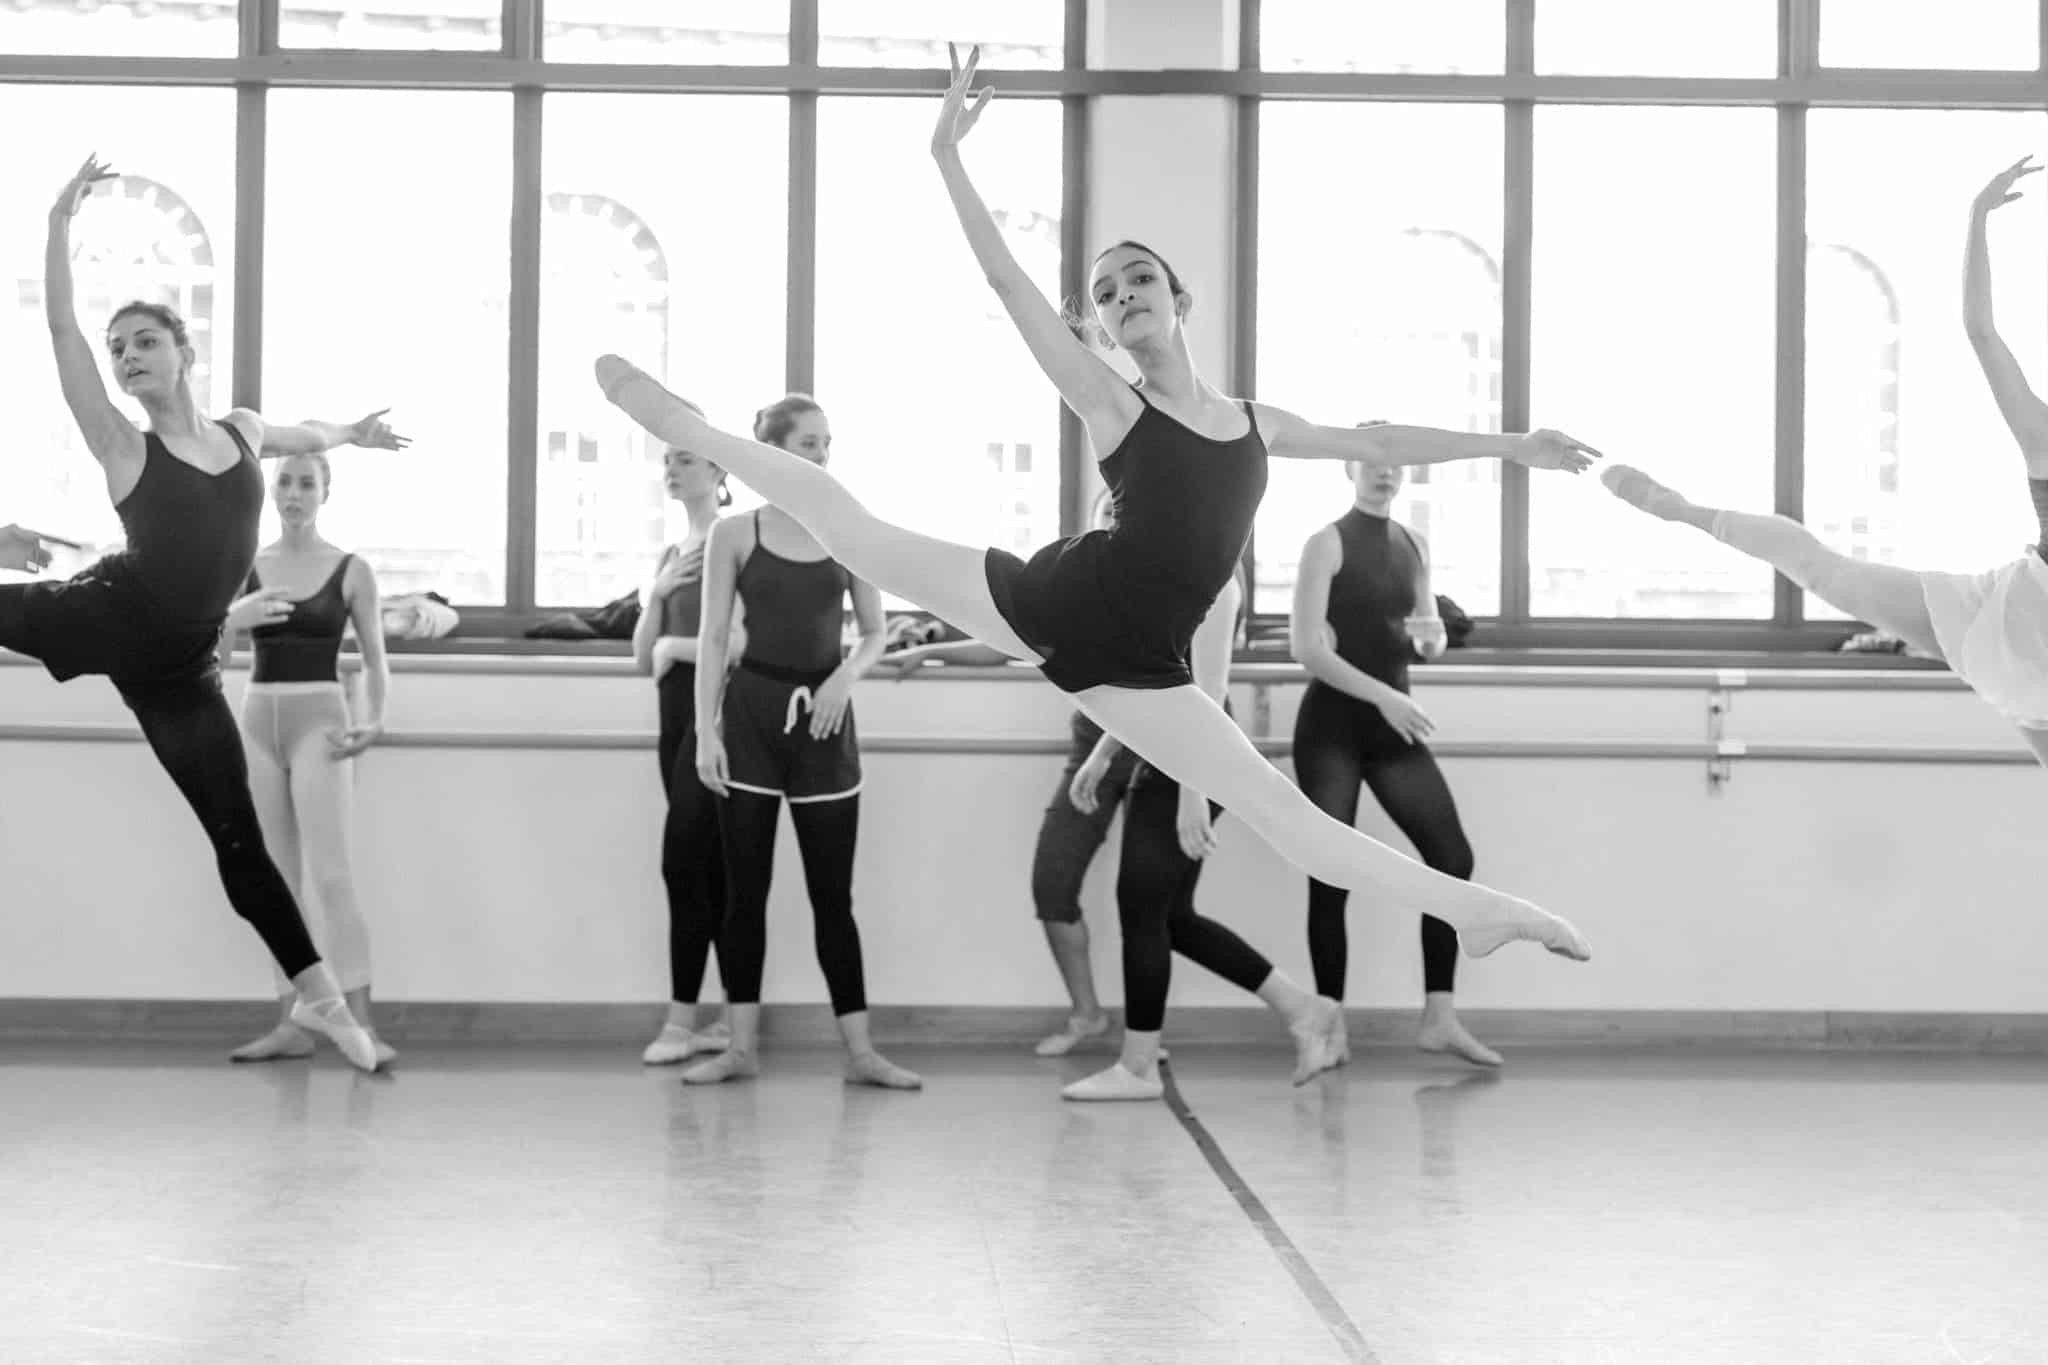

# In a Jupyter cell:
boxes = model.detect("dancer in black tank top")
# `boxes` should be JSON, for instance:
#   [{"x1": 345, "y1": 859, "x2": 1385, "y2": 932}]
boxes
[
  {"x1": 215, "y1": 453, "x2": 395, "y2": 1067},
  {"x1": 633, "y1": 440, "x2": 737, "y2": 1066},
  {"x1": 684, "y1": 396, "x2": 918, "y2": 1091},
  {"x1": 598, "y1": 48, "x2": 1604, "y2": 1053},
  {"x1": 1292, "y1": 454, "x2": 1501, "y2": 1070},
  {"x1": 0, "y1": 157, "x2": 407, "y2": 1072},
  {"x1": 1604, "y1": 156, "x2": 2048, "y2": 767}
]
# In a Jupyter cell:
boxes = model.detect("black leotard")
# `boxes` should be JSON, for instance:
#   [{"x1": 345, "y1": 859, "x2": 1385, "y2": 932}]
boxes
[
  {"x1": 2031, "y1": 477, "x2": 2048, "y2": 563},
  {"x1": 248, "y1": 555, "x2": 353, "y2": 684},
  {"x1": 984, "y1": 390, "x2": 1267, "y2": 693}
]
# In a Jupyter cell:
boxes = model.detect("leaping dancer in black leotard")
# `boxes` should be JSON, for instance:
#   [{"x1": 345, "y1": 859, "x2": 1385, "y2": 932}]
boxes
[
  {"x1": 0, "y1": 157, "x2": 407, "y2": 1071},
  {"x1": 598, "y1": 46, "x2": 1601, "y2": 985}
]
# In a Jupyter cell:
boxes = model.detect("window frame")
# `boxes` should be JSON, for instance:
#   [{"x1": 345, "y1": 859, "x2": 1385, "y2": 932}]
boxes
[{"x1": 4, "y1": 0, "x2": 2046, "y2": 657}]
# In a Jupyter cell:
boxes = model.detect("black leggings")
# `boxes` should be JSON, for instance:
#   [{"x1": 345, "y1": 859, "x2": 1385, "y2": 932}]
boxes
[
  {"x1": 1117, "y1": 770, "x2": 1275, "y2": 1034},
  {"x1": 1293, "y1": 693, "x2": 1471, "y2": 1000},
  {"x1": 657, "y1": 668, "x2": 724, "y2": 1006},
  {"x1": 715, "y1": 791, "x2": 866, "y2": 1015}
]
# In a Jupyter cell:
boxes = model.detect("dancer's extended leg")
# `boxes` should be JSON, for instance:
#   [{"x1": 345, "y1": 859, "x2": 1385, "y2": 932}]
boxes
[
  {"x1": 599, "y1": 357, "x2": 1040, "y2": 663},
  {"x1": 1074, "y1": 685, "x2": 1588, "y2": 960},
  {"x1": 1603, "y1": 466, "x2": 1940, "y2": 656}
]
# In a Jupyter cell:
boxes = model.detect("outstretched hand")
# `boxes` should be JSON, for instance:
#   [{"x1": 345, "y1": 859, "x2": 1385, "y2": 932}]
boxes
[
  {"x1": 0, "y1": 523, "x2": 77, "y2": 573},
  {"x1": 931, "y1": 43, "x2": 995, "y2": 156},
  {"x1": 349, "y1": 408, "x2": 411, "y2": 451},
  {"x1": 1974, "y1": 155, "x2": 2040, "y2": 218},
  {"x1": 1510, "y1": 429, "x2": 1601, "y2": 473},
  {"x1": 52, "y1": 154, "x2": 114, "y2": 221}
]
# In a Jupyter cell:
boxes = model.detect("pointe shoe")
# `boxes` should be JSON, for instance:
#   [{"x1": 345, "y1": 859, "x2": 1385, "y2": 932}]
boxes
[
  {"x1": 1461, "y1": 902, "x2": 1591, "y2": 962},
  {"x1": 288, "y1": 996, "x2": 381, "y2": 1072},
  {"x1": 1034, "y1": 1013, "x2": 1110, "y2": 1057},
  {"x1": 369, "y1": 1033, "x2": 400, "y2": 1068},
  {"x1": 641, "y1": 1023, "x2": 727, "y2": 1066},
  {"x1": 1288, "y1": 998, "x2": 1345, "y2": 1086},
  {"x1": 1061, "y1": 1062, "x2": 1164, "y2": 1102},
  {"x1": 229, "y1": 1021, "x2": 316, "y2": 1064}
]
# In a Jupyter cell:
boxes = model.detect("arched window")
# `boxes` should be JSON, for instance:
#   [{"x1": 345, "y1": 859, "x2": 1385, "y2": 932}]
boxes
[
  {"x1": 1806, "y1": 242, "x2": 1901, "y2": 564},
  {"x1": 536, "y1": 191, "x2": 670, "y2": 603}
]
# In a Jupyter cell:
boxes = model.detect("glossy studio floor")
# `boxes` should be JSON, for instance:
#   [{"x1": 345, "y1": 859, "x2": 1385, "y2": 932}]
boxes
[{"x1": 4, "y1": 1037, "x2": 2046, "y2": 1365}]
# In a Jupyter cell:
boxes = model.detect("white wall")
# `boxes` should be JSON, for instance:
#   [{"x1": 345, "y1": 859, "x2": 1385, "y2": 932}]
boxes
[{"x1": 3, "y1": 654, "x2": 2043, "y2": 1014}]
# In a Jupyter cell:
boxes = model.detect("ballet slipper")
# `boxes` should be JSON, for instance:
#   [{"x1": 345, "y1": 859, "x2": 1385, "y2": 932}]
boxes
[
  {"x1": 845, "y1": 1051, "x2": 923, "y2": 1090},
  {"x1": 1033, "y1": 1013, "x2": 1110, "y2": 1057},
  {"x1": 1061, "y1": 1062, "x2": 1164, "y2": 1102},
  {"x1": 288, "y1": 996, "x2": 380, "y2": 1072}
]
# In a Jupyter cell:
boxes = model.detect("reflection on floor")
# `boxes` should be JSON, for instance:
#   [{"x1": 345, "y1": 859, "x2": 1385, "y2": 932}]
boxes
[{"x1": 2, "y1": 1040, "x2": 2044, "y2": 1364}]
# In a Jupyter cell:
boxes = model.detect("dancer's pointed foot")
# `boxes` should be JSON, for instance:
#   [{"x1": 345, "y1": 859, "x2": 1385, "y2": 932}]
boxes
[
  {"x1": 1600, "y1": 464, "x2": 1696, "y2": 522},
  {"x1": 229, "y1": 1020, "x2": 315, "y2": 1063},
  {"x1": 846, "y1": 1050, "x2": 923, "y2": 1090},
  {"x1": 681, "y1": 1048, "x2": 759, "y2": 1086},
  {"x1": 1418, "y1": 1017, "x2": 1503, "y2": 1068},
  {"x1": 288, "y1": 996, "x2": 380, "y2": 1072},
  {"x1": 1461, "y1": 899, "x2": 1591, "y2": 962},
  {"x1": 1061, "y1": 1062, "x2": 1164, "y2": 1102},
  {"x1": 1033, "y1": 1012, "x2": 1110, "y2": 1057},
  {"x1": 641, "y1": 1022, "x2": 729, "y2": 1066}
]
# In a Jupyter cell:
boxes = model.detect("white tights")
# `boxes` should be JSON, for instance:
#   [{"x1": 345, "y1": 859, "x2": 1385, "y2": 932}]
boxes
[{"x1": 240, "y1": 683, "x2": 371, "y2": 996}]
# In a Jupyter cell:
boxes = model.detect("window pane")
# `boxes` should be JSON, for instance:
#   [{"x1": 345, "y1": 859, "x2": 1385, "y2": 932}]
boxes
[
  {"x1": 281, "y1": 0, "x2": 500, "y2": 51},
  {"x1": 1820, "y1": 0, "x2": 2037, "y2": 69},
  {"x1": 1260, "y1": 0, "x2": 1503, "y2": 74},
  {"x1": 1536, "y1": 0, "x2": 1776, "y2": 76},
  {"x1": 820, "y1": 0, "x2": 1063, "y2": 69},
  {"x1": 1530, "y1": 107, "x2": 1776, "y2": 618},
  {"x1": 263, "y1": 92, "x2": 511, "y2": 603},
  {"x1": 0, "y1": 88, "x2": 236, "y2": 577},
  {"x1": 538, "y1": 95, "x2": 787, "y2": 608},
  {"x1": 816, "y1": 97, "x2": 1063, "y2": 603},
  {"x1": 1256, "y1": 104, "x2": 1505, "y2": 618},
  {"x1": 543, "y1": 0, "x2": 788, "y2": 64},
  {"x1": 0, "y1": 1, "x2": 237, "y2": 56},
  {"x1": 1806, "y1": 111, "x2": 2048, "y2": 620}
]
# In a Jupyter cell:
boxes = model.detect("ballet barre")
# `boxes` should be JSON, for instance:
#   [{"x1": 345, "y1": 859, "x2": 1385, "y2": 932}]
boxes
[{"x1": 2, "y1": 723, "x2": 2032, "y2": 767}]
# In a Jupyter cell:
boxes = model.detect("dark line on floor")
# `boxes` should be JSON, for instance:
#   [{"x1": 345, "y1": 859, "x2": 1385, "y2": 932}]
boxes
[{"x1": 1160, "y1": 1061, "x2": 1378, "y2": 1365}]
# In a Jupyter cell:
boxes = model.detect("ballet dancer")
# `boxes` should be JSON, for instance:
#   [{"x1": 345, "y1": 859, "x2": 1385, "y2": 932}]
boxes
[
  {"x1": 597, "y1": 47, "x2": 1599, "y2": 963},
  {"x1": 1, "y1": 156, "x2": 404, "y2": 1071},
  {"x1": 1603, "y1": 155, "x2": 2048, "y2": 764},
  {"x1": 684, "y1": 395, "x2": 920, "y2": 1089},
  {"x1": 1291, "y1": 446, "x2": 1500, "y2": 1069},
  {"x1": 634, "y1": 439, "x2": 736, "y2": 1065},
  {"x1": 218, "y1": 452, "x2": 398, "y2": 1066}
]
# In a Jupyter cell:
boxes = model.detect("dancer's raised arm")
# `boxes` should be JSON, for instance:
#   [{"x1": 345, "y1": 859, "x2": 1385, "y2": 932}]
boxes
[
  {"x1": 1253, "y1": 406, "x2": 1599, "y2": 474},
  {"x1": 932, "y1": 44, "x2": 1136, "y2": 443},
  {"x1": 1964, "y1": 156, "x2": 2048, "y2": 476},
  {"x1": 44, "y1": 156, "x2": 141, "y2": 471}
]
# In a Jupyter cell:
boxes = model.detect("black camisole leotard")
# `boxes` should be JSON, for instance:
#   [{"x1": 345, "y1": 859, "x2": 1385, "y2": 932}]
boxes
[
  {"x1": 984, "y1": 388, "x2": 1268, "y2": 694},
  {"x1": 247, "y1": 554, "x2": 355, "y2": 684}
]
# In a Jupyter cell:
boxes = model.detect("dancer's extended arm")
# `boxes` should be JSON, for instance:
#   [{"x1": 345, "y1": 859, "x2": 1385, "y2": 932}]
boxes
[
  {"x1": 1253, "y1": 406, "x2": 1599, "y2": 473},
  {"x1": 45, "y1": 156, "x2": 141, "y2": 470},
  {"x1": 931, "y1": 45, "x2": 1137, "y2": 444},
  {"x1": 1964, "y1": 156, "x2": 2048, "y2": 477},
  {"x1": 253, "y1": 410, "x2": 412, "y2": 460}
]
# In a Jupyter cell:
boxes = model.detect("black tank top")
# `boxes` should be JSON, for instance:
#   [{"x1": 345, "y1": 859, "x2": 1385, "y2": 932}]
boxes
[
  {"x1": 1321, "y1": 507, "x2": 1424, "y2": 693},
  {"x1": 1101, "y1": 391, "x2": 1268, "y2": 641},
  {"x1": 248, "y1": 554, "x2": 353, "y2": 684},
  {"x1": 115, "y1": 423, "x2": 263, "y2": 630},
  {"x1": 736, "y1": 511, "x2": 851, "y2": 676}
]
